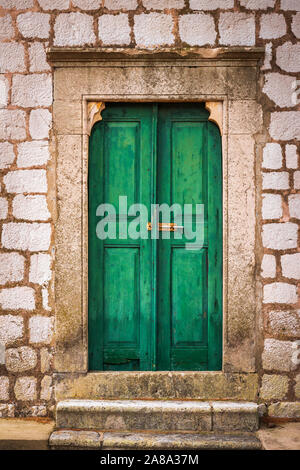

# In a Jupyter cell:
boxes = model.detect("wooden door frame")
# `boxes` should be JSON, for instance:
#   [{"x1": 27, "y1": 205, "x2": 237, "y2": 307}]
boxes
[{"x1": 49, "y1": 47, "x2": 265, "y2": 401}]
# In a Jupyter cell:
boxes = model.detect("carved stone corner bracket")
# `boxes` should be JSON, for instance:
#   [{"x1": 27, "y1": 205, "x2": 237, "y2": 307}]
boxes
[
  {"x1": 87, "y1": 101, "x2": 106, "y2": 135},
  {"x1": 205, "y1": 101, "x2": 223, "y2": 136}
]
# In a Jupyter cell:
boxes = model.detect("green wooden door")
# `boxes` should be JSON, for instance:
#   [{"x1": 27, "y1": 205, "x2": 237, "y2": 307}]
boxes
[{"x1": 88, "y1": 103, "x2": 222, "y2": 371}]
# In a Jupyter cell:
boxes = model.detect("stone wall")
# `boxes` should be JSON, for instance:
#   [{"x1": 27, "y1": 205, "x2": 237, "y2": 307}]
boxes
[{"x1": 0, "y1": 0, "x2": 299, "y2": 418}]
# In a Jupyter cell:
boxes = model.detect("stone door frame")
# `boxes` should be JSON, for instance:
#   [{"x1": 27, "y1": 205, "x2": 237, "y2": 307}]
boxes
[{"x1": 49, "y1": 48, "x2": 264, "y2": 400}]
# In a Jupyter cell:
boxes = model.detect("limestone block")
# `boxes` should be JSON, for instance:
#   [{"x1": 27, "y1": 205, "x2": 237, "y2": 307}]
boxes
[
  {"x1": 260, "y1": 13, "x2": 286, "y2": 39},
  {"x1": 29, "y1": 253, "x2": 52, "y2": 285},
  {"x1": 0, "y1": 286, "x2": 35, "y2": 311},
  {"x1": 261, "y1": 254, "x2": 276, "y2": 278},
  {"x1": 0, "y1": 110, "x2": 26, "y2": 141},
  {"x1": 5, "y1": 346, "x2": 37, "y2": 372},
  {"x1": 0, "y1": 315, "x2": 23, "y2": 346},
  {"x1": 262, "y1": 194, "x2": 282, "y2": 220},
  {"x1": 0, "y1": 15, "x2": 14, "y2": 41},
  {"x1": 281, "y1": 253, "x2": 300, "y2": 279},
  {"x1": 98, "y1": 14, "x2": 131, "y2": 45},
  {"x1": 2, "y1": 222, "x2": 51, "y2": 251},
  {"x1": 134, "y1": 13, "x2": 174, "y2": 47},
  {"x1": 260, "y1": 375, "x2": 289, "y2": 400},
  {"x1": 29, "y1": 43, "x2": 51, "y2": 72},
  {"x1": 0, "y1": 377, "x2": 9, "y2": 400},
  {"x1": 0, "y1": 198, "x2": 8, "y2": 219},
  {"x1": 262, "y1": 339, "x2": 297, "y2": 371},
  {"x1": 288, "y1": 194, "x2": 300, "y2": 219},
  {"x1": 262, "y1": 223, "x2": 297, "y2": 249},
  {"x1": 286, "y1": 145, "x2": 298, "y2": 169},
  {"x1": 12, "y1": 74, "x2": 52, "y2": 108},
  {"x1": 219, "y1": 13, "x2": 255, "y2": 46},
  {"x1": 263, "y1": 143, "x2": 282, "y2": 169},
  {"x1": 17, "y1": 12, "x2": 50, "y2": 39},
  {"x1": 4, "y1": 169, "x2": 47, "y2": 193},
  {"x1": 0, "y1": 42, "x2": 25, "y2": 73},
  {"x1": 54, "y1": 12, "x2": 96, "y2": 46},
  {"x1": 212, "y1": 402, "x2": 258, "y2": 432},
  {"x1": 0, "y1": 142, "x2": 15, "y2": 169},
  {"x1": 268, "y1": 402, "x2": 300, "y2": 418},
  {"x1": 267, "y1": 310, "x2": 300, "y2": 338},
  {"x1": 29, "y1": 315, "x2": 54, "y2": 344},
  {"x1": 0, "y1": 253, "x2": 25, "y2": 285},
  {"x1": 190, "y1": 0, "x2": 234, "y2": 8},
  {"x1": 263, "y1": 73, "x2": 295, "y2": 108},
  {"x1": 14, "y1": 377, "x2": 37, "y2": 401},
  {"x1": 276, "y1": 42, "x2": 300, "y2": 72},
  {"x1": 29, "y1": 109, "x2": 52, "y2": 139},
  {"x1": 263, "y1": 282, "x2": 297, "y2": 304},
  {"x1": 262, "y1": 172, "x2": 289, "y2": 190},
  {"x1": 178, "y1": 13, "x2": 216, "y2": 46},
  {"x1": 17, "y1": 141, "x2": 50, "y2": 168}
]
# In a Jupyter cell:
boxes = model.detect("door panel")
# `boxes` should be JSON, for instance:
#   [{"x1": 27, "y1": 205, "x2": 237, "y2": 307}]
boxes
[
  {"x1": 88, "y1": 102, "x2": 222, "y2": 371},
  {"x1": 88, "y1": 104, "x2": 154, "y2": 371}
]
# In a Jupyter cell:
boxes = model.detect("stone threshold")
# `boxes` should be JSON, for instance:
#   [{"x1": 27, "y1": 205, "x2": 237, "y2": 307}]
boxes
[
  {"x1": 54, "y1": 371, "x2": 259, "y2": 401},
  {"x1": 49, "y1": 429, "x2": 262, "y2": 450}
]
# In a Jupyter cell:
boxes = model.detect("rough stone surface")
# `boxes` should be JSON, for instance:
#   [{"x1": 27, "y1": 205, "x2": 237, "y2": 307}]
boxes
[
  {"x1": 295, "y1": 375, "x2": 300, "y2": 399},
  {"x1": 261, "y1": 254, "x2": 276, "y2": 278},
  {"x1": 12, "y1": 195, "x2": 50, "y2": 221},
  {"x1": 0, "y1": 287, "x2": 35, "y2": 311},
  {"x1": 281, "y1": 253, "x2": 300, "y2": 279},
  {"x1": 54, "y1": 13, "x2": 96, "y2": 46},
  {"x1": 263, "y1": 282, "x2": 297, "y2": 304},
  {"x1": 190, "y1": 0, "x2": 234, "y2": 9},
  {"x1": 14, "y1": 377, "x2": 37, "y2": 401},
  {"x1": 262, "y1": 222, "x2": 297, "y2": 249},
  {"x1": 260, "y1": 374, "x2": 289, "y2": 400},
  {"x1": 16, "y1": 12, "x2": 50, "y2": 39},
  {"x1": 0, "y1": 75, "x2": 9, "y2": 108},
  {"x1": 286, "y1": 145, "x2": 298, "y2": 169},
  {"x1": 40, "y1": 348, "x2": 52, "y2": 372},
  {"x1": 262, "y1": 339, "x2": 296, "y2": 371},
  {"x1": 267, "y1": 310, "x2": 300, "y2": 338},
  {"x1": 134, "y1": 13, "x2": 174, "y2": 47},
  {"x1": 0, "y1": 198, "x2": 8, "y2": 219},
  {"x1": 38, "y1": 0, "x2": 70, "y2": 9},
  {"x1": 0, "y1": 377, "x2": 9, "y2": 400},
  {"x1": 0, "y1": 42, "x2": 25, "y2": 73},
  {"x1": 270, "y1": 112, "x2": 300, "y2": 140},
  {"x1": 262, "y1": 194, "x2": 282, "y2": 220},
  {"x1": 4, "y1": 170, "x2": 47, "y2": 194},
  {"x1": 72, "y1": 0, "x2": 101, "y2": 8},
  {"x1": 55, "y1": 372, "x2": 259, "y2": 401},
  {"x1": 289, "y1": 194, "x2": 300, "y2": 219},
  {"x1": 262, "y1": 172, "x2": 289, "y2": 190},
  {"x1": 0, "y1": 143, "x2": 15, "y2": 169},
  {"x1": 0, "y1": 14, "x2": 14, "y2": 40},
  {"x1": 0, "y1": 315, "x2": 23, "y2": 346},
  {"x1": 219, "y1": 13, "x2": 255, "y2": 46},
  {"x1": 262, "y1": 143, "x2": 282, "y2": 169},
  {"x1": 143, "y1": 0, "x2": 184, "y2": 7},
  {"x1": 29, "y1": 253, "x2": 52, "y2": 285},
  {"x1": 211, "y1": 402, "x2": 258, "y2": 432},
  {"x1": 0, "y1": 404, "x2": 14, "y2": 418},
  {"x1": 276, "y1": 42, "x2": 300, "y2": 72},
  {"x1": 17, "y1": 141, "x2": 50, "y2": 168},
  {"x1": 295, "y1": 171, "x2": 300, "y2": 189},
  {"x1": 5, "y1": 346, "x2": 37, "y2": 372},
  {"x1": 280, "y1": 0, "x2": 300, "y2": 11},
  {"x1": 0, "y1": 253, "x2": 25, "y2": 285},
  {"x1": 29, "y1": 316, "x2": 54, "y2": 344},
  {"x1": 263, "y1": 73, "x2": 295, "y2": 108},
  {"x1": 105, "y1": 0, "x2": 137, "y2": 8},
  {"x1": 98, "y1": 14, "x2": 131, "y2": 45},
  {"x1": 1, "y1": 223, "x2": 51, "y2": 251},
  {"x1": 56, "y1": 399, "x2": 212, "y2": 432},
  {"x1": 29, "y1": 43, "x2": 51, "y2": 72},
  {"x1": 291, "y1": 12, "x2": 300, "y2": 38},
  {"x1": 12, "y1": 74, "x2": 52, "y2": 108},
  {"x1": 50, "y1": 430, "x2": 102, "y2": 449},
  {"x1": 268, "y1": 402, "x2": 300, "y2": 418},
  {"x1": 29, "y1": 109, "x2": 52, "y2": 140},
  {"x1": 260, "y1": 14, "x2": 286, "y2": 39},
  {"x1": 0, "y1": 0, "x2": 33, "y2": 6},
  {"x1": 40, "y1": 375, "x2": 52, "y2": 400},
  {"x1": 0, "y1": 110, "x2": 26, "y2": 141},
  {"x1": 179, "y1": 13, "x2": 217, "y2": 46},
  {"x1": 240, "y1": 0, "x2": 275, "y2": 8}
]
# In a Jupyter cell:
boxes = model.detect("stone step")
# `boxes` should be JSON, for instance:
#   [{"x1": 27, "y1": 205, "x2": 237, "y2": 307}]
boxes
[
  {"x1": 49, "y1": 429, "x2": 262, "y2": 450},
  {"x1": 56, "y1": 399, "x2": 259, "y2": 433}
]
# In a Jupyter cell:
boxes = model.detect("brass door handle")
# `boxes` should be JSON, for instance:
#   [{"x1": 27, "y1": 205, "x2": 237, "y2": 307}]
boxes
[{"x1": 147, "y1": 222, "x2": 184, "y2": 232}]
